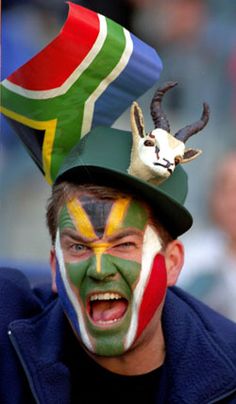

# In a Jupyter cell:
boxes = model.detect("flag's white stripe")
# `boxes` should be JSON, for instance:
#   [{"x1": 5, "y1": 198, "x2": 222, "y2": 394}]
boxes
[
  {"x1": 124, "y1": 226, "x2": 162, "y2": 350},
  {"x1": 81, "y1": 28, "x2": 133, "y2": 137},
  {"x1": 1, "y1": 14, "x2": 107, "y2": 100},
  {"x1": 55, "y1": 231, "x2": 93, "y2": 351}
]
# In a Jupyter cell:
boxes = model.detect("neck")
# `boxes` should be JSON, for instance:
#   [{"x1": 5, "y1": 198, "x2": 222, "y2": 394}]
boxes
[{"x1": 87, "y1": 320, "x2": 166, "y2": 376}]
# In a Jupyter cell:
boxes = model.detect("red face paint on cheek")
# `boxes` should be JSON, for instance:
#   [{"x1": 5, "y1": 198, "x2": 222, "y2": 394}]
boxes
[{"x1": 136, "y1": 253, "x2": 167, "y2": 339}]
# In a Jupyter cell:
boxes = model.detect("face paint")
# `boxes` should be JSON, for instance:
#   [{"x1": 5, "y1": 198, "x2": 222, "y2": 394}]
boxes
[
  {"x1": 125, "y1": 226, "x2": 167, "y2": 349},
  {"x1": 55, "y1": 195, "x2": 167, "y2": 356},
  {"x1": 55, "y1": 233, "x2": 93, "y2": 351}
]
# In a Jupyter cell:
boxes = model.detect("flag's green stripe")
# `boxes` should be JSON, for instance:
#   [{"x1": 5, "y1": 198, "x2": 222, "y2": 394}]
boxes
[
  {"x1": 0, "y1": 18, "x2": 126, "y2": 181},
  {"x1": 1, "y1": 84, "x2": 54, "y2": 118},
  {"x1": 51, "y1": 18, "x2": 126, "y2": 179}
]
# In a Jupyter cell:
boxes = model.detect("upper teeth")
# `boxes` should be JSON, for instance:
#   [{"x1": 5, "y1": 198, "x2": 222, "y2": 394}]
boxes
[{"x1": 90, "y1": 293, "x2": 122, "y2": 301}]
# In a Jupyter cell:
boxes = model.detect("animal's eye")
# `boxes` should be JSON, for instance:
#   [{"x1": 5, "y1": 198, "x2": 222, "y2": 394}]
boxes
[
  {"x1": 144, "y1": 140, "x2": 154, "y2": 147},
  {"x1": 174, "y1": 156, "x2": 181, "y2": 165}
]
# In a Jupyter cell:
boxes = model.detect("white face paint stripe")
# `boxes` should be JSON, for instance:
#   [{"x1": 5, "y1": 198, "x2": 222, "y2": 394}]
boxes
[
  {"x1": 55, "y1": 230, "x2": 93, "y2": 351},
  {"x1": 124, "y1": 225, "x2": 162, "y2": 349},
  {"x1": 81, "y1": 28, "x2": 133, "y2": 136}
]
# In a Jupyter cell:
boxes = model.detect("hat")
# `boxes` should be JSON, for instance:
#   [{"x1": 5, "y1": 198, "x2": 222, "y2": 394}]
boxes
[{"x1": 55, "y1": 126, "x2": 193, "y2": 238}]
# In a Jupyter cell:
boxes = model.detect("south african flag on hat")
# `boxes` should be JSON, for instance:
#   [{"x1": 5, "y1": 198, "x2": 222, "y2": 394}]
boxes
[{"x1": 0, "y1": 2, "x2": 162, "y2": 184}]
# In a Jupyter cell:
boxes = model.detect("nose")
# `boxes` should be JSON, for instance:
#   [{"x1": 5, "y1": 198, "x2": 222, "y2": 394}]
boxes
[{"x1": 87, "y1": 254, "x2": 117, "y2": 281}]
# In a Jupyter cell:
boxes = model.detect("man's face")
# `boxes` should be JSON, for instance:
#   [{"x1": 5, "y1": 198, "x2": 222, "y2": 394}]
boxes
[{"x1": 54, "y1": 194, "x2": 167, "y2": 356}]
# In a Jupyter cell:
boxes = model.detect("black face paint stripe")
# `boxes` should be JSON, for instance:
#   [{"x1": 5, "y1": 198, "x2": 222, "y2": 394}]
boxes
[{"x1": 79, "y1": 195, "x2": 114, "y2": 238}]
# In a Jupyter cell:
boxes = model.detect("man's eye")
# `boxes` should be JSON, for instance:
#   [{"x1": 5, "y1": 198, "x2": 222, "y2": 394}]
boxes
[
  {"x1": 115, "y1": 242, "x2": 136, "y2": 250},
  {"x1": 71, "y1": 244, "x2": 89, "y2": 252}
]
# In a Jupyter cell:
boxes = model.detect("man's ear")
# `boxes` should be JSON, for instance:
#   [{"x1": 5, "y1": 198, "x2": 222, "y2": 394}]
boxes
[
  {"x1": 164, "y1": 239, "x2": 184, "y2": 287},
  {"x1": 50, "y1": 247, "x2": 57, "y2": 293}
]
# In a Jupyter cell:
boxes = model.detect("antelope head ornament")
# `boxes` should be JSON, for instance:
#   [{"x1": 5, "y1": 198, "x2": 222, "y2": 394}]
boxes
[{"x1": 128, "y1": 81, "x2": 210, "y2": 184}]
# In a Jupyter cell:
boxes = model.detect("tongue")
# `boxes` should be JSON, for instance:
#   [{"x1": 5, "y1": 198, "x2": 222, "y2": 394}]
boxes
[{"x1": 92, "y1": 300, "x2": 127, "y2": 322}]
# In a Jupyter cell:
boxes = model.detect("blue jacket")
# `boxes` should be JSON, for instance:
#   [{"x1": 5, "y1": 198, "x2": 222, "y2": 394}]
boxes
[{"x1": 1, "y1": 267, "x2": 236, "y2": 404}]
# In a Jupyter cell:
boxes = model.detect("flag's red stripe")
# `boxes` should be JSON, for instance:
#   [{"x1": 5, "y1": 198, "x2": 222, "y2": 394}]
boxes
[
  {"x1": 7, "y1": 3, "x2": 100, "y2": 90},
  {"x1": 136, "y1": 254, "x2": 167, "y2": 339}
]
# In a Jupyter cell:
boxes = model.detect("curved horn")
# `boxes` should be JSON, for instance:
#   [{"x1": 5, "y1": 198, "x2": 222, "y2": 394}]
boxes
[
  {"x1": 150, "y1": 81, "x2": 178, "y2": 132},
  {"x1": 175, "y1": 102, "x2": 210, "y2": 143}
]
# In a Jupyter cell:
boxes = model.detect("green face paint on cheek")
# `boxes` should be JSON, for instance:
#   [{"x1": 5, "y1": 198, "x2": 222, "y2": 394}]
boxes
[
  {"x1": 65, "y1": 254, "x2": 141, "y2": 356},
  {"x1": 105, "y1": 254, "x2": 141, "y2": 287},
  {"x1": 66, "y1": 255, "x2": 140, "y2": 300},
  {"x1": 66, "y1": 259, "x2": 90, "y2": 287}
]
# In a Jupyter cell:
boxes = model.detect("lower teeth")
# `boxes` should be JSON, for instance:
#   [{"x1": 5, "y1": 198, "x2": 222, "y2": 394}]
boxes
[{"x1": 97, "y1": 318, "x2": 119, "y2": 324}]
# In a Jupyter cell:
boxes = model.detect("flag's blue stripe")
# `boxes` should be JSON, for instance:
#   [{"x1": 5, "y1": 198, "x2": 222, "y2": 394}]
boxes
[{"x1": 91, "y1": 33, "x2": 163, "y2": 129}]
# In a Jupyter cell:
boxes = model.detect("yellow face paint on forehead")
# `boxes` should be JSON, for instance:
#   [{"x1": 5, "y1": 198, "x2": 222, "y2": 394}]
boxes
[
  {"x1": 66, "y1": 197, "x2": 132, "y2": 240},
  {"x1": 105, "y1": 198, "x2": 131, "y2": 237},
  {"x1": 67, "y1": 198, "x2": 97, "y2": 241}
]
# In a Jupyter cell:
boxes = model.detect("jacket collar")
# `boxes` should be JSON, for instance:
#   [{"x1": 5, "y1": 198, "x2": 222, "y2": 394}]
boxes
[
  {"x1": 9, "y1": 288, "x2": 236, "y2": 404},
  {"x1": 162, "y1": 288, "x2": 236, "y2": 403},
  {"x1": 9, "y1": 299, "x2": 71, "y2": 404}
]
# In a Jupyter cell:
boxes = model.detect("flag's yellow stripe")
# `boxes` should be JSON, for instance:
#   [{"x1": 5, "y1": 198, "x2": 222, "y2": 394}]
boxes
[{"x1": 0, "y1": 106, "x2": 56, "y2": 185}]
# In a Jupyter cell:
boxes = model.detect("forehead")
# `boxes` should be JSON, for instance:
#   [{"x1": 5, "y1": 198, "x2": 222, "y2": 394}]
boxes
[{"x1": 59, "y1": 194, "x2": 149, "y2": 237}]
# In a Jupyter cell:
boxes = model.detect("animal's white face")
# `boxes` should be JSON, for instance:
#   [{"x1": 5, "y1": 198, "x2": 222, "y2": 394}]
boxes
[
  {"x1": 138, "y1": 128, "x2": 185, "y2": 178},
  {"x1": 129, "y1": 98, "x2": 205, "y2": 183}
]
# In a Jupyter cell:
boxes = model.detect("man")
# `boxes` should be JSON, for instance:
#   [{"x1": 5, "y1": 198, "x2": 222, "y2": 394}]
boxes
[
  {"x1": 1, "y1": 124, "x2": 236, "y2": 403},
  {"x1": 0, "y1": 3, "x2": 235, "y2": 403}
]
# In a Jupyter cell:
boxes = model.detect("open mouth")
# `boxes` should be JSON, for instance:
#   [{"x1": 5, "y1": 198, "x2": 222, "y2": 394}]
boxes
[{"x1": 88, "y1": 292, "x2": 128, "y2": 326}]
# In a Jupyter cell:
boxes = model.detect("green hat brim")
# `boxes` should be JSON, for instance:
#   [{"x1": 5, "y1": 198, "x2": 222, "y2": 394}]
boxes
[{"x1": 55, "y1": 127, "x2": 192, "y2": 238}]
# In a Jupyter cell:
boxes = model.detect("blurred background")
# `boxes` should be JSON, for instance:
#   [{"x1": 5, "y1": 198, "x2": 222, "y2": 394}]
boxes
[{"x1": 1, "y1": 0, "x2": 236, "y2": 319}]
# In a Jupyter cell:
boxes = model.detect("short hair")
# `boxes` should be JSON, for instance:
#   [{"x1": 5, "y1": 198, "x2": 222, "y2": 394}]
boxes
[{"x1": 46, "y1": 181, "x2": 173, "y2": 246}]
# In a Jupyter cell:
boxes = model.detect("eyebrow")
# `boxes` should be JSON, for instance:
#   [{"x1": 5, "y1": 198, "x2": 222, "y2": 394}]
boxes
[
  {"x1": 60, "y1": 229, "x2": 96, "y2": 243},
  {"x1": 60, "y1": 228, "x2": 143, "y2": 243},
  {"x1": 107, "y1": 228, "x2": 143, "y2": 243}
]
